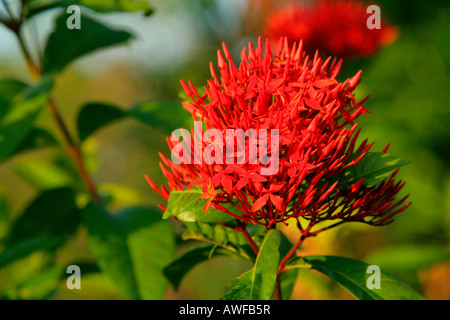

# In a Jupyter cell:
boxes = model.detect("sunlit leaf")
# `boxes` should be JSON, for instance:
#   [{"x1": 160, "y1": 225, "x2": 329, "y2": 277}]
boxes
[
  {"x1": 164, "y1": 189, "x2": 240, "y2": 223},
  {"x1": 222, "y1": 229, "x2": 281, "y2": 300},
  {"x1": 0, "y1": 79, "x2": 53, "y2": 162},
  {"x1": 302, "y1": 255, "x2": 425, "y2": 300}
]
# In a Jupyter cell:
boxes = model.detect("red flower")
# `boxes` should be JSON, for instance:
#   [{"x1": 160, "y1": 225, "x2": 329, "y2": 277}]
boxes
[
  {"x1": 146, "y1": 37, "x2": 409, "y2": 233},
  {"x1": 263, "y1": 0, "x2": 398, "y2": 59}
]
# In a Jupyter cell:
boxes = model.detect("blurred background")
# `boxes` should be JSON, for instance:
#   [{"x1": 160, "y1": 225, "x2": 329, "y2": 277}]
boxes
[{"x1": 0, "y1": 0, "x2": 449, "y2": 299}]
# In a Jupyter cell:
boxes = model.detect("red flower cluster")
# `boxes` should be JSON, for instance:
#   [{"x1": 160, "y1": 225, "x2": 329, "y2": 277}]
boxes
[
  {"x1": 146, "y1": 37, "x2": 409, "y2": 230},
  {"x1": 263, "y1": 0, "x2": 398, "y2": 59}
]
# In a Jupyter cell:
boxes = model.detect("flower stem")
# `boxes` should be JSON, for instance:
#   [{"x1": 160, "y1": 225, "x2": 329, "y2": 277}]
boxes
[
  {"x1": 278, "y1": 224, "x2": 312, "y2": 274},
  {"x1": 236, "y1": 222, "x2": 259, "y2": 255}
]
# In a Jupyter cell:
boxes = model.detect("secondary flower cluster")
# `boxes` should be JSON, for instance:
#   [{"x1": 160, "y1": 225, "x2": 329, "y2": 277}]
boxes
[
  {"x1": 146, "y1": 37, "x2": 409, "y2": 229},
  {"x1": 263, "y1": 0, "x2": 398, "y2": 59}
]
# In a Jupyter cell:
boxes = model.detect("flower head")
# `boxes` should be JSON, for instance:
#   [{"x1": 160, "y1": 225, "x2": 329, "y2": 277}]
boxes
[
  {"x1": 146, "y1": 37, "x2": 409, "y2": 232},
  {"x1": 263, "y1": 0, "x2": 398, "y2": 59}
]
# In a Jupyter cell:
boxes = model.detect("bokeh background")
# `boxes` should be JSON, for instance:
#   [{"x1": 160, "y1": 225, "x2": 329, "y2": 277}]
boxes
[{"x1": 0, "y1": 0, "x2": 449, "y2": 299}]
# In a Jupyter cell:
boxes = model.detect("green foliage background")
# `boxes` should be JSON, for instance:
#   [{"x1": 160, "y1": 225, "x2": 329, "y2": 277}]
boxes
[{"x1": 0, "y1": 0, "x2": 448, "y2": 299}]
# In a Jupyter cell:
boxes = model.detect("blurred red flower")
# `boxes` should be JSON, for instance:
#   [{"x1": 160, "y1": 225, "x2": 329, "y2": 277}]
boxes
[
  {"x1": 146, "y1": 38, "x2": 409, "y2": 232},
  {"x1": 263, "y1": 0, "x2": 398, "y2": 59}
]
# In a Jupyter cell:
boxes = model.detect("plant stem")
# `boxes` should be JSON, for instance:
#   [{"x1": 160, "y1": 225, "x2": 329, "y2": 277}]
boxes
[
  {"x1": 273, "y1": 276, "x2": 282, "y2": 300},
  {"x1": 9, "y1": 21, "x2": 101, "y2": 203},
  {"x1": 278, "y1": 224, "x2": 312, "y2": 274},
  {"x1": 236, "y1": 223, "x2": 259, "y2": 255}
]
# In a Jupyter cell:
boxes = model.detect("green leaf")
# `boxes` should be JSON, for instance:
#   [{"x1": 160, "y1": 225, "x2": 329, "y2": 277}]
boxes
[
  {"x1": 164, "y1": 189, "x2": 240, "y2": 223},
  {"x1": 77, "y1": 103, "x2": 126, "y2": 142},
  {"x1": 0, "y1": 79, "x2": 28, "y2": 120},
  {"x1": 0, "y1": 237, "x2": 63, "y2": 269},
  {"x1": 82, "y1": 202, "x2": 139, "y2": 299},
  {"x1": 0, "y1": 80, "x2": 52, "y2": 162},
  {"x1": 182, "y1": 222, "x2": 262, "y2": 261},
  {"x1": 43, "y1": 12, "x2": 133, "y2": 74},
  {"x1": 280, "y1": 268, "x2": 299, "y2": 300},
  {"x1": 7, "y1": 187, "x2": 81, "y2": 244},
  {"x1": 2, "y1": 266, "x2": 65, "y2": 300},
  {"x1": 303, "y1": 255, "x2": 425, "y2": 300},
  {"x1": 129, "y1": 101, "x2": 188, "y2": 135},
  {"x1": 164, "y1": 244, "x2": 234, "y2": 290},
  {"x1": 222, "y1": 229, "x2": 281, "y2": 300},
  {"x1": 83, "y1": 203, "x2": 175, "y2": 300},
  {"x1": 336, "y1": 152, "x2": 410, "y2": 188},
  {"x1": 14, "y1": 160, "x2": 73, "y2": 189},
  {"x1": 76, "y1": 101, "x2": 187, "y2": 142},
  {"x1": 11, "y1": 127, "x2": 58, "y2": 156},
  {"x1": 24, "y1": 0, "x2": 153, "y2": 19},
  {"x1": 116, "y1": 206, "x2": 176, "y2": 300}
]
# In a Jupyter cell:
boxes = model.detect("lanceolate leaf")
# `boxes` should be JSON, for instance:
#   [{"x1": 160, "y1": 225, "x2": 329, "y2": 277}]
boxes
[
  {"x1": 7, "y1": 187, "x2": 81, "y2": 244},
  {"x1": 129, "y1": 101, "x2": 189, "y2": 135},
  {"x1": 182, "y1": 222, "x2": 257, "y2": 261},
  {"x1": 77, "y1": 103, "x2": 126, "y2": 142},
  {"x1": 83, "y1": 204, "x2": 175, "y2": 300},
  {"x1": 1, "y1": 266, "x2": 65, "y2": 300},
  {"x1": 76, "y1": 101, "x2": 184, "y2": 142},
  {"x1": 302, "y1": 255, "x2": 425, "y2": 300},
  {"x1": 116, "y1": 206, "x2": 176, "y2": 300},
  {"x1": 43, "y1": 13, "x2": 133, "y2": 74},
  {"x1": 164, "y1": 244, "x2": 238, "y2": 290},
  {"x1": 0, "y1": 79, "x2": 28, "y2": 120},
  {"x1": 336, "y1": 152, "x2": 410, "y2": 188},
  {"x1": 222, "y1": 229, "x2": 281, "y2": 300},
  {"x1": 0, "y1": 237, "x2": 63, "y2": 269},
  {"x1": 11, "y1": 127, "x2": 58, "y2": 156},
  {"x1": 0, "y1": 80, "x2": 52, "y2": 162},
  {"x1": 164, "y1": 189, "x2": 240, "y2": 223}
]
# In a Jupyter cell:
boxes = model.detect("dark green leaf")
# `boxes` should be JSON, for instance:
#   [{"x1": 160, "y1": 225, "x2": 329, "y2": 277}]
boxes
[
  {"x1": 182, "y1": 222, "x2": 262, "y2": 261},
  {"x1": 11, "y1": 127, "x2": 58, "y2": 155},
  {"x1": 116, "y1": 206, "x2": 176, "y2": 300},
  {"x1": 303, "y1": 255, "x2": 425, "y2": 300},
  {"x1": 129, "y1": 101, "x2": 188, "y2": 135},
  {"x1": 2, "y1": 266, "x2": 65, "y2": 300},
  {"x1": 43, "y1": 12, "x2": 133, "y2": 74},
  {"x1": 0, "y1": 79, "x2": 28, "y2": 120},
  {"x1": 0, "y1": 237, "x2": 63, "y2": 269},
  {"x1": 82, "y1": 202, "x2": 139, "y2": 300},
  {"x1": 0, "y1": 80, "x2": 52, "y2": 162},
  {"x1": 164, "y1": 244, "x2": 233, "y2": 290},
  {"x1": 7, "y1": 187, "x2": 81, "y2": 244},
  {"x1": 83, "y1": 204, "x2": 175, "y2": 300},
  {"x1": 164, "y1": 189, "x2": 240, "y2": 223},
  {"x1": 77, "y1": 103, "x2": 126, "y2": 142},
  {"x1": 222, "y1": 229, "x2": 281, "y2": 300},
  {"x1": 335, "y1": 152, "x2": 410, "y2": 188}
]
